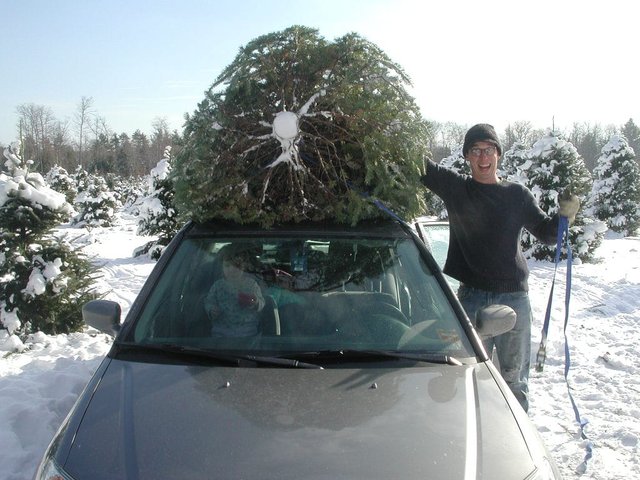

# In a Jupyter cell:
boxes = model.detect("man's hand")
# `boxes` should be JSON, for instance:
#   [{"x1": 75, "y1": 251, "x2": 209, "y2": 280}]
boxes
[{"x1": 559, "y1": 189, "x2": 580, "y2": 224}]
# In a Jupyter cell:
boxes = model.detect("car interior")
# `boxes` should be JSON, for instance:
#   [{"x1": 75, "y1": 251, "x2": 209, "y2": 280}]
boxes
[{"x1": 128, "y1": 232, "x2": 474, "y2": 357}]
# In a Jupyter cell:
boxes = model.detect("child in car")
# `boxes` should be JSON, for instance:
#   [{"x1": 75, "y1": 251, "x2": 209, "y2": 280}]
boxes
[{"x1": 204, "y1": 245, "x2": 265, "y2": 337}]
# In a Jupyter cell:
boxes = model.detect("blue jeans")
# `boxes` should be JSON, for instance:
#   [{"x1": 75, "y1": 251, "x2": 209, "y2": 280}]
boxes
[{"x1": 457, "y1": 285, "x2": 532, "y2": 412}]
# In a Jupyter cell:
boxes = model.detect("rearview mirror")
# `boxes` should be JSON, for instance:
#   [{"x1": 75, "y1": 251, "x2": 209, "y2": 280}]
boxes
[
  {"x1": 82, "y1": 299, "x2": 122, "y2": 336},
  {"x1": 475, "y1": 304, "x2": 516, "y2": 338}
]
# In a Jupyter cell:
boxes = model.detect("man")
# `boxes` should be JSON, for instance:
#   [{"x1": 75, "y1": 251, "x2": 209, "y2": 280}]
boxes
[{"x1": 420, "y1": 123, "x2": 579, "y2": 412}]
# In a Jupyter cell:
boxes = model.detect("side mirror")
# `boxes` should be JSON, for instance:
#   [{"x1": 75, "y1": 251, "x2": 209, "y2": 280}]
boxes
[
  {"x1": 82, "y1": 299, "x2": 122, "y2": 335},
  {"x1": 475, "y1": 304, "x2": 516, "y2": 338}
]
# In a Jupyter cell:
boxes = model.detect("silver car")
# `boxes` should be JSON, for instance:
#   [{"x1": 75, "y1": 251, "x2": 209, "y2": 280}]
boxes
[{"x1": 35, "y1": 219, "x2": 561, "y2": 480}]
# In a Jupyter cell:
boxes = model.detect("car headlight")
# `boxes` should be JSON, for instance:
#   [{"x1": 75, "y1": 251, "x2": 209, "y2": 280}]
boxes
[{"x1": 34, "y1": 456, "x2": 75, "y2": 480}]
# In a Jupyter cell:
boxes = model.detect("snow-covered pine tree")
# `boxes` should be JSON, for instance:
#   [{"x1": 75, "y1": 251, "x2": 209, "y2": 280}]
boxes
[
  {"x1": 45, "y1": 165, "x2": 78, "y2": 205},
  {"x1": 105, "y1": 173, "x2": 126, "y2": 207},
  {"x1": 72, "y1": 171, "x2": 118, "y2": 228},
  {"x1": 500, "y1": 141, "x2": 531, "y2": 184},
  {"x1": 587, "y1": 135, "x2": 640, "y2": 235},
  {"x1": 136, "y1": 146, "x2": 181, "y2": 259},
  {"x1": 121, "y1": 176, "x2": 148, "y2": 215},
  {"x1": 520, "y1": 132, "x2": 605, "y2": 261},
  {"x1": 440, "y1": 145, "x2": 469, "y2": 175},
  {"x1": 173, "y1": 25, "x2": 431, "y2": 227},
  {"x1": 0, "y1": 145, "x2": 97, "y2": 339}
]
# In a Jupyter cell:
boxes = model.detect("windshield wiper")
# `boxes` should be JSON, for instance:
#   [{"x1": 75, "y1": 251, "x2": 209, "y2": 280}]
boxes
[
  {"x1": 287, "y1": 349, "x2": 462, "y2": 366},
  {"x1": 359, "y1": 350, "x2": 463, "y2": 366},
  {"x1": 114, "y1": 342, "x2": 323, "y2": 369}
]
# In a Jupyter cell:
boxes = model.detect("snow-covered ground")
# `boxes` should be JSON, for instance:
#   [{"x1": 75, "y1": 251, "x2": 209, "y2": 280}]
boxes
[{"x1": 1, "y1": 211, "x2": 638, "y2": 480}]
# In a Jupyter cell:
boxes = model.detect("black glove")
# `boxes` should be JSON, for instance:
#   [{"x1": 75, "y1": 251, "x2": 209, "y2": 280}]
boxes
[{"x1": 558, "y1": 189, "x2": 580, "y2": 224}]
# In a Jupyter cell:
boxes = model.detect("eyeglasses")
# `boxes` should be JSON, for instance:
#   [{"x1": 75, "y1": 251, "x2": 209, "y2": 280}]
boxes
[{"x1": 468, "y1": 146, "x2": 497, "y2": 158}]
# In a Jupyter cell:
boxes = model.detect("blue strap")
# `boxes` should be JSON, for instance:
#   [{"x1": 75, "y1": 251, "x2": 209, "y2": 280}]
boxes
[
  {"x1": 341, "y1": 177, "x2": 410, "y2": 226},
  {"x1": 535, "y1": 215, "x2": 593, "y2": 473},
  {"x1": 535, "y1": 216, "x2": 567, "y2": 371},
  {"x1": 371, "y1": 197, "x2": 409, "y2": 226}
]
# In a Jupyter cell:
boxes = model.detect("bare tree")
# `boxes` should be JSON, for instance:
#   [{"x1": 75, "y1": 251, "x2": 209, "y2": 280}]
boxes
[
  {"x1": 88, "y1": 115, "x2": 110, "y2": 140},
  {"x1": 15, "y1": 103, "x2": 57, "y2": 171},
  {"x1": 51, "y1": 119, "x2": 71, "y2": 168},
  {"x1": 150, "y1": 117, "x2": 172, "y2": 163},
  {"x1": 428, "y1": 121, "x2": 468, "y2": 163},
  {"x1": 568, "y1": 122, "x2": 610, "y2": 171},
  {"x1": 439, "y1": 121, "x2": 467, "y2": 147},
  {"x1": 503, "y1": 121, "x2": 542, "y2": 150},
  {"x1": 73, "y1": 96, "x2": 94, "y2": 168}
]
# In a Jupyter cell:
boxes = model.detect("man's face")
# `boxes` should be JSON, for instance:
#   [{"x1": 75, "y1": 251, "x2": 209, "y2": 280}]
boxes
[{"x1": 466, "y1": 141, "x2": 499, "y2": 184}]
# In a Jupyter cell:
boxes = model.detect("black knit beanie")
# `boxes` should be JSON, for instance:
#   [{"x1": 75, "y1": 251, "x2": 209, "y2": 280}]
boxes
[{"x1": 462, "y1": 124, "x2": 502, "y2": 157}]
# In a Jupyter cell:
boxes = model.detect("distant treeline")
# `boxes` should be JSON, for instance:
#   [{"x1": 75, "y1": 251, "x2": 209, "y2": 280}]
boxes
[
  {"x1": 2, "y1": 97, "x2": 639, "y2": 176},
  {"x1": 428, "y1": 119, "x2": 640, "y2": 170}
]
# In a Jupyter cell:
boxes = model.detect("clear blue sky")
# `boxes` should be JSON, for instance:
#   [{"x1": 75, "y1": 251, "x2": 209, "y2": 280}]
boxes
[{"x1": 1, "y1": 0, "x2": 638, "y2": 144}]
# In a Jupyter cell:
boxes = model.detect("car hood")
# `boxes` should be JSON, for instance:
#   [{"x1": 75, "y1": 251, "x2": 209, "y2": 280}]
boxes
[{"x1": 60, "y1": 358, "x2": 537, "y2": 480}]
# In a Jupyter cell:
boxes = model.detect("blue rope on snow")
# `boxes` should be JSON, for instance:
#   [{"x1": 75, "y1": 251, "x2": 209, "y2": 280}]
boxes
[{"x1": 535, "y1": 215, "x2": 593, "y2": 473}]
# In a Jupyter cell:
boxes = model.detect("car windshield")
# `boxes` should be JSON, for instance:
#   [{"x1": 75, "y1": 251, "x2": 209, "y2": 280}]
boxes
[{"x1": 126, "y1": 230, "x2": 475, "y2": 360}]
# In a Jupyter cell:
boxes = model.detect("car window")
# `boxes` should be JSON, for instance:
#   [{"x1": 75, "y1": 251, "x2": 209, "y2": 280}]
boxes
[
  {"x1": 415, "y1": 221, "x2": 459, "y2": 290},
  {"x1": 129, "y1": 233, "x2": 474, "y2": 358}
]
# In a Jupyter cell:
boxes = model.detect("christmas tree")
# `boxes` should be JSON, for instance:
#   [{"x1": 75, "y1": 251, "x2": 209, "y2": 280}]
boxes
[
  {"x1": 72, "y1": 169, "x2": 118, "y2": 228},
  {"x1": 173, "y1": 26, "x2": 431, "y2": 227},
  {"x1": 439, "y1": 145, "x2": 469, "y2": 176},
  {"x1": 0, "y1": 145, "x2": 97, "y2": 339},
  {"x1": 45, "y1": 165, "x2": 78, "y2": 205},
  {"x1": 588, "y1": 135, "x2": 640, "y2": 235},
  {"x1": 500, "y1": 141, "x2": 531, "y2": 184},
  {"x1": 136, "y1": 147, "x2": 181, "y2": 259},
  {"x1": 518, "y1": 132, "x2": 605, "y2": 261}
]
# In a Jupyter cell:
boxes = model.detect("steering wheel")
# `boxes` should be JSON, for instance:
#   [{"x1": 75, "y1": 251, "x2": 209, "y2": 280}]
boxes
[
  {"x1": 397, "y1": 320, "x2": 438, "y2": 349},
  {"x1": 360, "y1": 302, "x2": 410, "y2": 343},
  {"x1": 362, "y1": 302, "x2": 409, "y2": 324}
]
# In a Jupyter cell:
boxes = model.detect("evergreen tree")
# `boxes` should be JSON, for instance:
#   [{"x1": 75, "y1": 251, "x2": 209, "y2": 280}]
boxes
[
  {"x1": 72, "y1": 165, "x2": 91, "y2": 194},
  {"x1": 131, "y1": 130, "x2": 151, "y2": 176},
  {"x1": 114, "y1": 133, "x2": 133, "y2": 177},
  {"x1": 520, "y1": 132, "x2": 605, "y2": 261},
  {"x1": 621, "y1": 118, "x2": 640, "y2": 168},
  {"x1": 0, "y1": 144, "x2": 97, "y2": 338},
  {"x1": 173, "y1": 25, "x2": 431, "y2": 227},
  {"x1": 439, "y1": 144, "x2": 469, "y2": 175},
  {"x1": 45, "y1": 165, "x2": 78, "y2": 205},
  {"x1": 587, "y1": 135, "x2": 640, "y2": 235},
  {"x1": 501, "y1": 141, "x2": 531, "y2": 183},
  {"x1": 120, "y1": 176, "x2": 148, "y2": 215},
  {"x1": 136, "y1": 147, "x2": 181, "y2": 259},
  {"x1": 72, "y1": 171, "x2": 118, "y2": 228},
  {"x1": 104, "y1": 173, "x2": 126, "y2": 207}
]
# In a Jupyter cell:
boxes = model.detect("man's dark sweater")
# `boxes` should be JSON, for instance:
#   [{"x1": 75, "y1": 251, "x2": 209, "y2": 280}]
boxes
[{"x1": 421, "y1": 160, "x2": 559, "y2": 293}]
